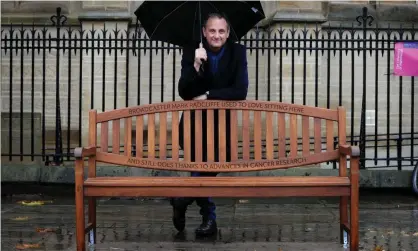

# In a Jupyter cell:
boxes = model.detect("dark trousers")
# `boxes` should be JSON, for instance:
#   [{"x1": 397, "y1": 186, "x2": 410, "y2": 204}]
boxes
[
  {"x1": 190, "y1": 171, "x2": 218, "y2": 220},
  {"x1": 171, "y1": 171, "x2": 218, "y2": 220}
]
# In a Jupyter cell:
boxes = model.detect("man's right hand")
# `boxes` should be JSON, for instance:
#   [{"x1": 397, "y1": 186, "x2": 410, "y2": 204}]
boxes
[{"x1": 194, "y1": 43, "x2": 207, "y2": 72}]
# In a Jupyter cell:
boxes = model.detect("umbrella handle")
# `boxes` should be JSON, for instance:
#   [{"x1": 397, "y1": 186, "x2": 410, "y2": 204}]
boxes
[
  {"x1": 198, "y1": 42, "x2": 206, "y2": 62},
  {"x1": 197, "y1": 43, "x2": 206, "y2": 72}
]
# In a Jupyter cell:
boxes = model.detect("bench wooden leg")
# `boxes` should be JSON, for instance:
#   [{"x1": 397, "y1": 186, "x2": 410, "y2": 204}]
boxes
[
  {"x1": 88, "y1": 198, "x2": 96, "y2": 245},
  {"x1": 350, "y1": 190, "x2": 359, "y2": 251},
  {"x1": 75, "y1": 159, "x2": 85, "y2": 251},
  {"x1": 339, "y1": 196, "x2": 349, "y2": 245},
  {"x1": 350, "y1": 157, "x2": 360, "y2": 251}
]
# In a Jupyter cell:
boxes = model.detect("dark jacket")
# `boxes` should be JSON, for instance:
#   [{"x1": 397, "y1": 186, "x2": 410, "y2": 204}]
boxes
[{"x1": 178, "y1": 40, "x2": 249, "y2": 162}]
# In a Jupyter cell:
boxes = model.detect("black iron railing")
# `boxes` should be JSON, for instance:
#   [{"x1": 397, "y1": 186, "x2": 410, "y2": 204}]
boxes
[{"x1": 1, "y1": 7, "x2": 417, "y2": 169}]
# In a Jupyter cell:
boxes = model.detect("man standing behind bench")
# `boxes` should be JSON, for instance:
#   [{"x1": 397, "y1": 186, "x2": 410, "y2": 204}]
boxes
[{"x1": 172, "y1": 13, "x2": 249, "y2": 236}]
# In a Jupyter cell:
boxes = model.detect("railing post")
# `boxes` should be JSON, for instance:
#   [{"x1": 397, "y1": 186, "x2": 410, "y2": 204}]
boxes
[
  {"x1": 356, "y1": 7, "x2": 374, "y2": 170},
  {"x1": 396, "y1": 137, "x2": 403, "y2": 171},
  {"x1": 50, "y1": 7, "x2": 67, "y2": 165}
]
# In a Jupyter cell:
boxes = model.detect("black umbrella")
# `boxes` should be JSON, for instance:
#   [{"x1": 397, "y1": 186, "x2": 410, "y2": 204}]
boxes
[{"x1": 133, "y1": 0, "x2": 265, "y2": 47}]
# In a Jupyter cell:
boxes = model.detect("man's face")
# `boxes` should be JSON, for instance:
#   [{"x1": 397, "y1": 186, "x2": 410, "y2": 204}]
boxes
[{"x1": 202, "y1": 17, "x2": 229, "y2": 50}]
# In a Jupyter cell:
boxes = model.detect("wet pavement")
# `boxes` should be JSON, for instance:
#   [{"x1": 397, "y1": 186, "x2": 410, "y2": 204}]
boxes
[{"x1": 1, "y1": 189, "x2": 418, "y2": 251}]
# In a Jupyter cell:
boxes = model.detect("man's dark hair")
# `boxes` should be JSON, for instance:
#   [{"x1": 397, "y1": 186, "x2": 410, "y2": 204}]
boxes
[{"x1": 204, "y1": 12, "x2": 230, "y2": 30}]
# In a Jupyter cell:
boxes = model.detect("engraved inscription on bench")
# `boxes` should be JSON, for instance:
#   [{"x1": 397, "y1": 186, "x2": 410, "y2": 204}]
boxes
[
  {"x1": 127, "y1": 156, "x2": 307, "y2": 170},
  {"x1": 127, "y1": 101, "x2": 305, "y2": 117}
]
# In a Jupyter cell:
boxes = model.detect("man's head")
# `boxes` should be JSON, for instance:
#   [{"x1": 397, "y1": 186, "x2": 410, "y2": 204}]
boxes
[{"x1": 202, "y1": 13, "x2": 230, "y2": 51}]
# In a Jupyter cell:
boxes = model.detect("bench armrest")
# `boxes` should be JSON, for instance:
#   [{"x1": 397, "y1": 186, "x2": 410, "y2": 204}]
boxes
[
  {"x1": 339, "y1": 144, "x2": 360, "y2": 157},
  {"x1": 74, "y1": 146, "x2": 96, "y2": 159}
]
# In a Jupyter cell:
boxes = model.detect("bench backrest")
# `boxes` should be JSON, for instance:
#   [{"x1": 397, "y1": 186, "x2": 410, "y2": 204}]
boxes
[{"x1": 88, "y1": 100, "x2": 346, "y2": 173}]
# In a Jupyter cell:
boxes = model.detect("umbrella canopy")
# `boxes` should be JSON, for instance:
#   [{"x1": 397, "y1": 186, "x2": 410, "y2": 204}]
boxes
[{"x1": 134, "y1": 0, "x2": 265, "y2": 46}]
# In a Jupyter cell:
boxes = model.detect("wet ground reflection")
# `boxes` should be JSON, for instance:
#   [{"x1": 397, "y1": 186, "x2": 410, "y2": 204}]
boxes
[{"x1": 1, "y1": 190, "x2": 417, "y2": 250}]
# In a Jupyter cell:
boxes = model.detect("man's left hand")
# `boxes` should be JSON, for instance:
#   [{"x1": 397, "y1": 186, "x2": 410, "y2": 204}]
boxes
[{"x1": 193, "y1": 94, "x2": 207, "y2": 100}]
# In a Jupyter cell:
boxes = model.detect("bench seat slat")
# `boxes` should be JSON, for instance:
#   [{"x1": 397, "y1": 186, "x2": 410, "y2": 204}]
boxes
[
  {"x1": 84, "y1": 176, "x2": 350, "y2": 187},
  {"x1": 84, "y1": 186, "x2": 350, "y2": 198}
]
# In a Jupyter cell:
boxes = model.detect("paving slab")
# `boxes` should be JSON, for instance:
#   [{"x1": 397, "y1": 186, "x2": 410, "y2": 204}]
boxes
[{"x1": 1, "y1": 191, "x2": 418, "y2": 251}]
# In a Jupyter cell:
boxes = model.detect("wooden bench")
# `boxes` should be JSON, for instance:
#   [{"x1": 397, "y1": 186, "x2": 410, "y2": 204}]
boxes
[{"x1": 74, "y1": 100, "x2": 360, "y2": 251}]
